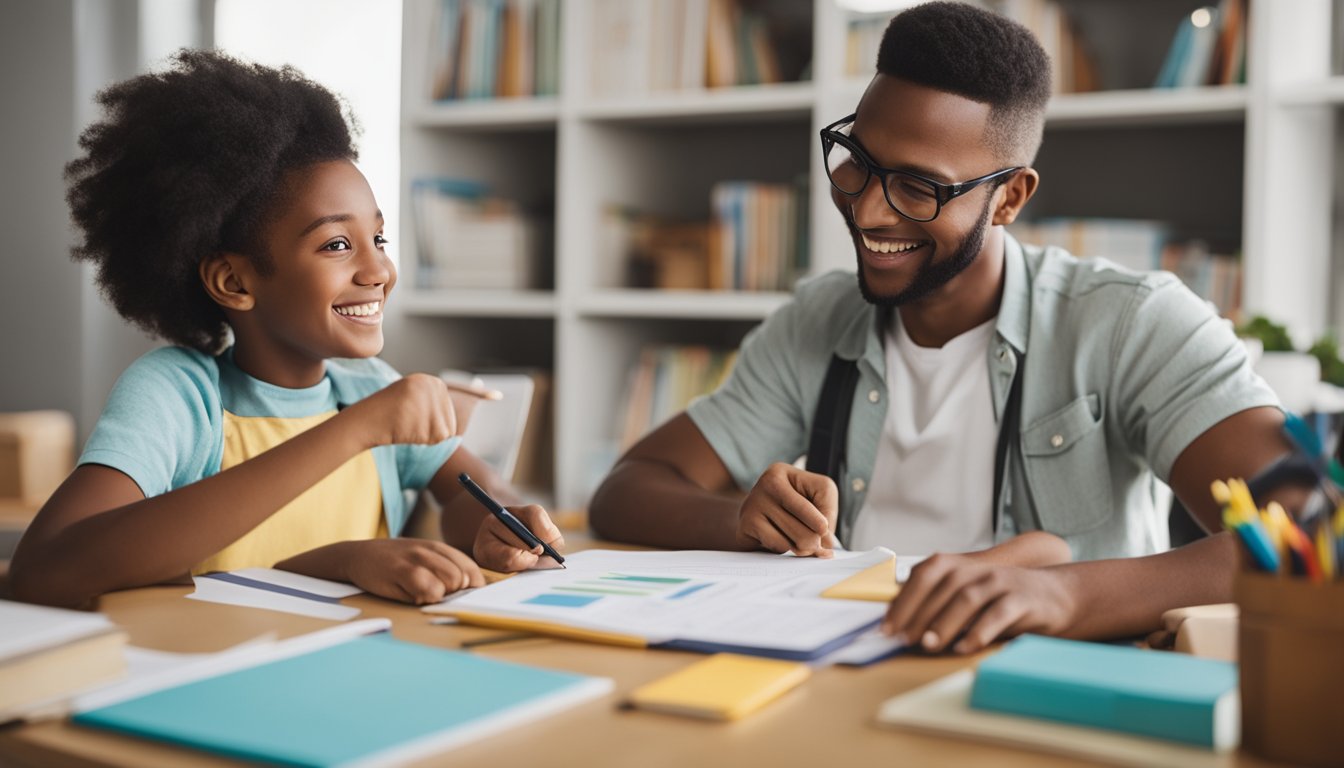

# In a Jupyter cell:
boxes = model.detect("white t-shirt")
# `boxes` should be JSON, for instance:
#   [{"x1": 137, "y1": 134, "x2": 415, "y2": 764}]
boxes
[{"x1": 848, "y1": 313, "x2": 999, "y2": 554}]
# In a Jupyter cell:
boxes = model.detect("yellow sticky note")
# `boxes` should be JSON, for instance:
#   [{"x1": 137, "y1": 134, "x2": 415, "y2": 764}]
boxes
[
  {"x1": 821, "y1": 558, "x2": 900, "y2": 602},
  {"x1": 627, "y1": 653, "x2": 810, "y2": 721}
]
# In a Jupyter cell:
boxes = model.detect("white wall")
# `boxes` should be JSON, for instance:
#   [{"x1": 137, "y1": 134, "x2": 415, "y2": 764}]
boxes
[
  {"x1": 0, "y1": 0, "x2": 83, "y2": 420},
  {"x1": 0, "y1": 0, "x2": 200, "y2": 439}
]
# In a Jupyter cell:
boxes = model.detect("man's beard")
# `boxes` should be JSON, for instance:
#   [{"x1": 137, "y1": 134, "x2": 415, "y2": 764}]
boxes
[{"x1": 856, "y1": 192, "x2": 995, "y2": 307}]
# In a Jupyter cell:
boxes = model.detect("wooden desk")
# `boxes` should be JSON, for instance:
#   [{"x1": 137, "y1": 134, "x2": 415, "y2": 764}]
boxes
[{"x1": 0, "y1": 577, "x2": 1269, "y2": 768}]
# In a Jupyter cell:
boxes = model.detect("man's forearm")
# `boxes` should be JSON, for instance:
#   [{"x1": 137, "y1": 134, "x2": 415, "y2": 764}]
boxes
[
  {"x1": 1057, "y1": 532, "x2": 1238, "y2": 639},
  {"x1": 589, "y1": 459, "x2": 744, "y2": 550}
]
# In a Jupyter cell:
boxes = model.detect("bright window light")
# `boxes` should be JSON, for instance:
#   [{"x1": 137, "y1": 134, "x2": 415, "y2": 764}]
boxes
[{"x1": 214, "y1": 0, "x2": 404, "y2": 266}]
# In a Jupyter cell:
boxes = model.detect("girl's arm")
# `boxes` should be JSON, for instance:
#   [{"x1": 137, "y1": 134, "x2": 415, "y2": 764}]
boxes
[{"x1": 9, "y1": 373, "x2": 455, "y2": 607}]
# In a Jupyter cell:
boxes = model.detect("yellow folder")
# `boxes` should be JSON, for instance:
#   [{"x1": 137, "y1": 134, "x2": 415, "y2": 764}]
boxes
[{"x1": 627, "y1": 653, "x2": 810, "y2": 721}]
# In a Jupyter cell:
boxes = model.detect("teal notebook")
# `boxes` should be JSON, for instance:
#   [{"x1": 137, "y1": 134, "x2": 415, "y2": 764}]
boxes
[
  {"x1": 969, "y1": 635, "x2": 1238, "y2": 750},
  {"x1": 74, "y1": 634, "x2": 612, "y2": 767}
]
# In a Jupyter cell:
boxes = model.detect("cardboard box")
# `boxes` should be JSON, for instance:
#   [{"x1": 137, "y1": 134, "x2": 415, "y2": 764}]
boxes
[
  {"x1": 1236, "y1": 570, "x2": 1344, "y2": 767},
  {"x1": 0, "y1": 411, "x2": 74, "y2": 511}
]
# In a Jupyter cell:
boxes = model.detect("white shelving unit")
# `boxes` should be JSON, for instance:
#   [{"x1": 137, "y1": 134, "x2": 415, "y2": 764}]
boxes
[{"x1": 391, "y1": 0, "x2": 1341, "y2": 510}]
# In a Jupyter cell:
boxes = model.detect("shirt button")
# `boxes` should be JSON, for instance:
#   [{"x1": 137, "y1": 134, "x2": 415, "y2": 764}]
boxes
[
  {"x1": 998, "y1": 347, "x2": 1009, "y2": 361},
  {"x1": 851, "y1": 478, "x2": 866, "y2": 493},
  {"x1": 1050, "y1": 434, "x2": 1064, "y2": 448},
  {"x1": 867, "y1": 389, "x2": 880, "y2": 403}
]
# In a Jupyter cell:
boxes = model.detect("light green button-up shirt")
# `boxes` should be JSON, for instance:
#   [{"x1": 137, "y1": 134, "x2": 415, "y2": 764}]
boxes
[{"x1": 687, "y1": 235, "x2": 1279, "y2": 560}]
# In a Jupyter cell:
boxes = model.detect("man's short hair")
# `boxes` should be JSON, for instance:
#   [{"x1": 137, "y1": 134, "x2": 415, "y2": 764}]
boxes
[{"x1": 877, "y1": 1, "x2": 1052, "y2": 165}]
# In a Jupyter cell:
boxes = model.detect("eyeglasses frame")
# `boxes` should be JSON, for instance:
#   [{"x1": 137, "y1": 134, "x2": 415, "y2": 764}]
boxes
[{"x1": 819, "y1": 113, "x2": 1022, "y2": 223}]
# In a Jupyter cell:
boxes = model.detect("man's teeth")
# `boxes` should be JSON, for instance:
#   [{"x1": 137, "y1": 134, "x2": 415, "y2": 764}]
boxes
[
  {"x1": 862, "y1": 234, "x2": 924, "y2": 254},
  {"x1": 334, "y1": 301, "x2": 381, "y2": 317}
]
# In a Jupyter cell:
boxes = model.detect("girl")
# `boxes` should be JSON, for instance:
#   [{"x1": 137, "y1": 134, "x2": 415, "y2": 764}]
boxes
[{"x1": 10, "y1": 51, "x2": 561, "y2": 607}]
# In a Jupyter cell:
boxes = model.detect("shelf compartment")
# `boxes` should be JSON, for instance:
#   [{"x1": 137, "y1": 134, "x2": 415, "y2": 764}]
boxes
[
  {"x1": 578, "y1": 82, "x2": 815, "y2": 125},
  {"x1": 411, "y1": 97, "x2": 561, "y2": 130},
  {"x1": 577, "y1": 289, "x2": 791, "y2": 320},
  {"x1": 399, "y1": 289, "x2": 558, "y2": 318}
]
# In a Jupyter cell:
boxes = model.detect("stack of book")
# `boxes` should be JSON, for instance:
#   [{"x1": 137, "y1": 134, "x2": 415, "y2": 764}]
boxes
[
  {"x1": 1154, "y1": 0, "x2": 1247, "y2": 89},
  {"x1": 411, "y1": 178, "x2": 549, "y2": 291},
  {"x1": 427, "y1": 0, "x2": 562, "y2": 101},
  {"x1": 619, "y1": 345, "x2": 737, "y2": 449},
  {"x1": 710, "y1": 179, "x2": 809, "y2": 292},
  {"x1": 1, "y1": 600, "x2": 128, "y2": 723},
  {"x1": 589, "y1": 0, "x2": 808, "y2": 96}
]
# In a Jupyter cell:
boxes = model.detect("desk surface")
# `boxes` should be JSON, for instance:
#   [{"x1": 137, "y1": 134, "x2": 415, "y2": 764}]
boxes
[{"x1": 0, "y1": 565, "x2": 1272, "y2": 768}]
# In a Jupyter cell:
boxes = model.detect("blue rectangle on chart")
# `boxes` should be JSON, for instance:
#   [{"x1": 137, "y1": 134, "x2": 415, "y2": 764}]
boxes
[
  {"x1": 668, "y1": 583, "x2": 713, "y2": 600},
  {"x1": 525, "y1": 593, "x2": 601, "y2": 608}
]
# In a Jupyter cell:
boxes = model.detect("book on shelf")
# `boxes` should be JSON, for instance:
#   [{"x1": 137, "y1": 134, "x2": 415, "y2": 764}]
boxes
[
  {"x1": 619, "y1": 345, "x2": 737, "y2": 449},
  {"x1": 1155, "y1": 0, "x2": 1246, "y2": 89},
  {"x1": 0, "y1": 600, "x2": 128, "y2": 723},
  {"x1": 427, "y1": 0, "x2": 560, "y2": 101},
  {"x1": 410, "y1": 177, "x2": 549, "y2": 291},
  {"x1": 710, "y1": 178, "x2": 809, "y2": 292},
  {"x1": 589, "y1": 0, "x2": 802, "y2": 97},
  {"x1": 600, "y1": 177, "x2": 807, "y2": 293}
]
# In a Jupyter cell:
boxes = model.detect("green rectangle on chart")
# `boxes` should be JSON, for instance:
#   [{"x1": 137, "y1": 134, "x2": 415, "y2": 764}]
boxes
[{"x1": 601, "y1": 574, "x2": 691, "y2": 584}]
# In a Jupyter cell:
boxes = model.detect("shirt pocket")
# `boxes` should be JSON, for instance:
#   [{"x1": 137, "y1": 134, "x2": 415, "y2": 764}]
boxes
[{"x1": 1020, "y1": 392, "x2": 1113, "y2": 535}]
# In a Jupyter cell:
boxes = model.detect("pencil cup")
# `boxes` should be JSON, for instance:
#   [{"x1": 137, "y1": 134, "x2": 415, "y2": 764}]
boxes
[{"x1": 1236, "y1": 571, "x2": 1344, "y2": 767}]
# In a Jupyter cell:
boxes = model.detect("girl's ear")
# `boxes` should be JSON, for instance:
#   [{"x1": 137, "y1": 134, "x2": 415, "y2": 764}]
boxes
[
  {"x1": 991, "y1": 167, "x2": 1040, "y2": 227},
  {"x1": 199, "y1": 254, "x2": 255, "y2": 311}
]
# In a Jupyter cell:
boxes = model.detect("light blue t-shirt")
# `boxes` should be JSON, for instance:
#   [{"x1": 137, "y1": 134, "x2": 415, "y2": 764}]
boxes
[{"x1": 80, "y1": 346, "x2": 459, "y2": 536}]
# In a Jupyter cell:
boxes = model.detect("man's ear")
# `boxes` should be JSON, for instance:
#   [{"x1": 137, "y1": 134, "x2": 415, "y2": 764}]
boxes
[
  {"x1": 991, "y1": 168, "x2": 1039, "y2": 226},
  {"x1": 199, "y1": 254, "x2": 255, "y2": 311}
]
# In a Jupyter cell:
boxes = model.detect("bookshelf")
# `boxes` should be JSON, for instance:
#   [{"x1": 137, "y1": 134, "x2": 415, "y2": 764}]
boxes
[{"x1": 391, "y1": 0, "x2": 1343, "y2": 510}]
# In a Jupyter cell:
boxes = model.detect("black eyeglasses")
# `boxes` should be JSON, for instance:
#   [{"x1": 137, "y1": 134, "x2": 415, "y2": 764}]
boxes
[{"x1": 820, "y1": 114, "x2": 1021, "y2": 223}]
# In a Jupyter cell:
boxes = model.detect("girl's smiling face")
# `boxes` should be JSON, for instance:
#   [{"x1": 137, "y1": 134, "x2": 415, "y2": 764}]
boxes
[{"x1": 209, "y1": 159, "x2": 396, "y2": 387}]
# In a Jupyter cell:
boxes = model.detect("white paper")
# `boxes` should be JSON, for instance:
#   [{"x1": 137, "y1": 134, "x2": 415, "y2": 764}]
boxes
[
  {"x1": 815, "y1": 627, "x2": 908, "y2": 666},
  {"x1": 226, "y1": 568, "x2": 363, "y2": 598},
  {"x1": 187, "y1": 575, "x2": 361, "y2": 621},
  {"x1": 426, "y1": 548, "x2": 894, "y2": 655}
]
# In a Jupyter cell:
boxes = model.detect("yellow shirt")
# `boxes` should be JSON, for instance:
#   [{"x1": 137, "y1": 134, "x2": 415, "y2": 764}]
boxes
[{"x1": 192, "y1": 410, "x2": 386, "y2": 574}]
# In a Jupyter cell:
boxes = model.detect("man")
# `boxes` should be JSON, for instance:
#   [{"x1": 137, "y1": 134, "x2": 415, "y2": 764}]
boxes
[{"x1": 589, "y1": 1, "x2": 1288, "y2": 654}]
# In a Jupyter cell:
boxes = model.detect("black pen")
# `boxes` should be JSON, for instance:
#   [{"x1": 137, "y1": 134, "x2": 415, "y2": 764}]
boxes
[{"x1": 457, "y1": 473, "x2": 566, "y2": 568}]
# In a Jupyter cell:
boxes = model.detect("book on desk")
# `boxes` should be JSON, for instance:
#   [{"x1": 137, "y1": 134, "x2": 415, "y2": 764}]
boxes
[
  {"x1": 0, "y1": 599, "x2": 128, "y2": 723},
  {"x1": 72, "y1": 625, "x2": 612, "y2": 767}
]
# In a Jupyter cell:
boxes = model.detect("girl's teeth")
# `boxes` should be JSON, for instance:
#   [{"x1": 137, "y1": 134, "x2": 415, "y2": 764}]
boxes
[{"x1": 335, "y1": 302, "x2": 380, "y2": 317}]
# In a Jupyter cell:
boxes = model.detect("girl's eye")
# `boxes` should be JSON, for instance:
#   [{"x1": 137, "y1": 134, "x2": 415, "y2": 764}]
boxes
[
  {"x1": 374, "y1": 234, "x2": 389, "y2": 247},
  {"x1": 323, "y1": 239, "x2": 350, "y2": 252}
]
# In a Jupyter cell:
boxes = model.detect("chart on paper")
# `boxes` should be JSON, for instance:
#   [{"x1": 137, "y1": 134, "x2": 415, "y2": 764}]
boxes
[
  {"x1": 430, "y1": 548, "x2": 896, "y2": 655},
  {"x1": 523, "y1": 574, "x2": 716, "y2": 608}
]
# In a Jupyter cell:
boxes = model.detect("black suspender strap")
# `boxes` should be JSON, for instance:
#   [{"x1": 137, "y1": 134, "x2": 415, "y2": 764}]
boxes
[
  {"x1": 992, "y1": 353, "x2": 1025, "y2": 531},
  {"x1": 804, "y1": 354, "x2": 860, "y2": 483},
  {"x1": 805, "y1": 350, "x2": 1026, "y2": 536}
]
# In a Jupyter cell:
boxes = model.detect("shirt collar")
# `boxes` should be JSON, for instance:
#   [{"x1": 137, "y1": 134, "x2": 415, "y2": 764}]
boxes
[{"x1": 995, "y1": 232, "x2": 1030, "y2": 355}]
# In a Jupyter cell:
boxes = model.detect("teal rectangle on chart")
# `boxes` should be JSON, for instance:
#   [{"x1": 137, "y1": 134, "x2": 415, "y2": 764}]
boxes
[{"x1": 525, "y1": 593, "x2": 601, "y2": 608}]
